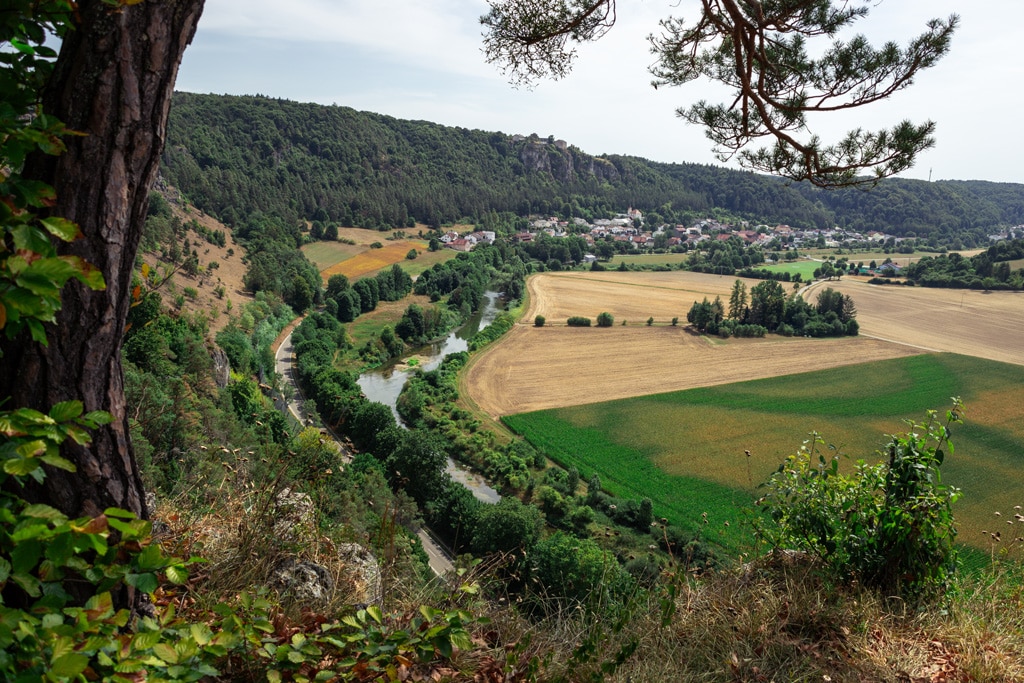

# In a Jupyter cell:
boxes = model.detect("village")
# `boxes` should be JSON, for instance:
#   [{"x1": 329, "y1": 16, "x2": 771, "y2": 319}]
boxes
[{"x1": 437, "y1": 208, "x2": 915, "y2": 258}]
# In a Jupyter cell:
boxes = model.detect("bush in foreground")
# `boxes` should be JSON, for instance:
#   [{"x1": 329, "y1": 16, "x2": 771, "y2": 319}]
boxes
[{"x1": 756, "y1": 400, "x2": 964, "y2": 601}]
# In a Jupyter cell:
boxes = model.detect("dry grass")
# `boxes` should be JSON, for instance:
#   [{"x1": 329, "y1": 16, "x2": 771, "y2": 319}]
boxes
[
  {"x1": 141, "y1": 204, "x2": 252, "y2": 335},
  {"x1": 600, "y1": 560, "x2": 1024, "y2": 682},
  {"x1": 442, "y1": 556, "x2": 1024, "y2": 682}
]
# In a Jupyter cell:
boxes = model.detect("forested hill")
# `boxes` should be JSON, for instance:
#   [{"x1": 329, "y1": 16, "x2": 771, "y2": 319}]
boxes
[{"x1": 162, "y1": 92, "x2": 1024, "y2": 243}]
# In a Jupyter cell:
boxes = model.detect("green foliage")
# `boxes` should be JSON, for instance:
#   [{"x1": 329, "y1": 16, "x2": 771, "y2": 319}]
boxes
[
  {"x1": 685, "y1": 296, "x2": 723, "y2": 332},
  {"x1": 386, "y1": 429, "x2": 451, "y2": 506},
  {"x1": 596, "y1": 312, "x2": 614, "y2": 327},
  {"x1": 0, "y1": 399, "x2": 208, "y2": 682},
  {"x1": 528, "y1": 532, "x2": 634, "y2": 612},
  {"x1": 534, "y1": 314, "x2": 545, "y2": 327},
  {"x1": 756, "y1": 401, "x2": 964, "y2": 600},
  {"x1": 395, "y1": 302, "x2": 451, "y2": 345},
  {"x1": 689, "y1": 284, "x2": 858, "y2": 338},
  {"x1": 397, "y1": 352, "x2": 533, "y2": 491},
  {"x1": 0, "y1": 2, "x2": 106, "y2": 347},
  {"x1": 468, "y1": 312, "x2": 515, "y2": 351},
  {"x1": 901, "y1": 240, "x2": 1024, "y2": 290},
  {"x1": 327, "y1": 604, "x2": 477, "y2": 679},
  {"x1": 471, "y1": 497, "x2": 544, "y2": 556},
  {"x1": 566, "y1": 316, "x2": 591, "y2": 327}
]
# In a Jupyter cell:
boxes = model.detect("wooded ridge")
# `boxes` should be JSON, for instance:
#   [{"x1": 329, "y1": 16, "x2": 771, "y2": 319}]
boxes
[{"x1": 163, "y1": 93, "x2": 1023, "y2": 247}]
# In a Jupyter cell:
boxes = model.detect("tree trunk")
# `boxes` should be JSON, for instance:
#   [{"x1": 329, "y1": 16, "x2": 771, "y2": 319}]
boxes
[{"x1": 0, "y1": 0, "x2": 204, "y2": 525}]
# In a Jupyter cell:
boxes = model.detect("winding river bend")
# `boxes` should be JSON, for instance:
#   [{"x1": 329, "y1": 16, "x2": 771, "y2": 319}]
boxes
[{"x1": 357, "y1": 292, "x2": 503, "y2": 503}]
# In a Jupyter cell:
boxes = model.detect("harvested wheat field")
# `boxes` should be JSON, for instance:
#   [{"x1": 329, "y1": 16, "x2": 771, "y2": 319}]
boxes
[
  {"x1": 806, "y1": 279, "x2": 1024, "y2": 366},
  {"x1": 465, "y1": 325, "x2": 919, "y2": 417},
  {"x1": 523, "y1": 271, "x2": 766, "y2": 323},
  {"x1": 464, "y1": 271, "x2": 1024, "y2": 417}
]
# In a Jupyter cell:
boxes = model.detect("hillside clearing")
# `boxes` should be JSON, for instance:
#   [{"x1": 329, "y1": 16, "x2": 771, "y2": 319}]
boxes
[
  {"x1": 142, "y1": 202, "x2": 251, "y2": 335},
  {"x1": 302, "y1": 226, "x2": 459, "y2": 282}
]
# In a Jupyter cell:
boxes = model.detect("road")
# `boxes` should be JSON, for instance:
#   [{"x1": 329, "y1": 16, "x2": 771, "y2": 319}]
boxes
[
  {"x1": 273, "y1": 326, "x2": 455, "y2": 577},
  {"x1": 274, "y1": 330, "x2": 308, "y2": 426},
  {"x1": 417, "y1": 529, "x2": 456, "y2": 577}
]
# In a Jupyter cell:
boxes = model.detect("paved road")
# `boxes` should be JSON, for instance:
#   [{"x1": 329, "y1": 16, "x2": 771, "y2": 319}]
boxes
[
  {"x1": 417, "y1": 529, "x2": 455, "y2": 577},
  {"x1": 273, "y1": 327, "x2": 455, "y2": 577},
  {"x1": 274, "y1": 330, "x2": 308, "y2": 426}
]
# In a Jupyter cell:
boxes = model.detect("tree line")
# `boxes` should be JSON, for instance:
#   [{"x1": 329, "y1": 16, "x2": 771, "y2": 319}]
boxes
[{"x1": 896, "y1": 238, "x2": 1024, "y2": 290}]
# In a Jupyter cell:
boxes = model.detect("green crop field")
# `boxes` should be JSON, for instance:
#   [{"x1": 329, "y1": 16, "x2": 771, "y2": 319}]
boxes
[
  {"x1": 761, "y1": 259, "x2": 822, "y2": 280},
  {"x1": 503, "y1": 353, "x2": 1024, "y2": 561}
]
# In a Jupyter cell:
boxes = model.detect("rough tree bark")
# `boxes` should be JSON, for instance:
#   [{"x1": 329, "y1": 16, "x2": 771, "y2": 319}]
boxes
[{"x1": 0, "y1": 0, "x2": 204, "y2": 523}]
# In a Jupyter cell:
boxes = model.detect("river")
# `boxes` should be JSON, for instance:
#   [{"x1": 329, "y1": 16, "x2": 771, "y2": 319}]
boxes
[{"x1": 357, "y1": 291, "x2": 503, "y2": 503}]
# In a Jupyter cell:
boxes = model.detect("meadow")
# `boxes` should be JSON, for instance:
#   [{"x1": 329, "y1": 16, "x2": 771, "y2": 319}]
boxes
[
  {"x1": 503, "y1": 353, "x2": 1024, "y2": 559},
  {"x1": 759, "y1": 259, "x2": 821, "y2": 280},
  {"x1": 300, "y1": 227, "x2": 455, "y2": 282}
]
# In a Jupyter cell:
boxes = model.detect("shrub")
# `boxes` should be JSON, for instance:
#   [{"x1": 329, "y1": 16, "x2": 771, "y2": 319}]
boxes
[
  {"x1": 646, "y1": 316, "x2": 654, "y2": 326},
  {"x1": 756, "y1": 401, "x2": 964, "y2": 602},
  {"x1": 534, "y1": 315, "x2": 546, "y2": 327},
  {"x1": 406, "y1": 248, "x2": 418, "y2": 259},
  {"x1": 596, "y1": 311, "x2": 614, "y2": 327},
  {"x1": 567, "y1": 316, "x2": 592, "y2": 327},
  {"x1": 528, "y1": 532, "x2": 633, "y2": 612}
]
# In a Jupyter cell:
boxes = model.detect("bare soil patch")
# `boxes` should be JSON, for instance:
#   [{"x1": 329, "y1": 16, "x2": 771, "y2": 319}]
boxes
[{"x1": 804, "y1": 279, "x2": 1024, "y2": 365}]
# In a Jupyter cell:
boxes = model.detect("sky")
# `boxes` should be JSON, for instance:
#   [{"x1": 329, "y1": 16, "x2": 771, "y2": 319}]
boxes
[{"x1": 176, "y1": 1, "x2": 1024, "y2": 185}]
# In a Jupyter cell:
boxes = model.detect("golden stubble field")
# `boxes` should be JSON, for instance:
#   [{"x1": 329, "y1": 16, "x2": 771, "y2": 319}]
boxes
[
  {"x1": 804, "y1": 279, "x2": 1024, "y2": 365},
  {"x1": 463, "y1": 272, "x2": 1024, "y2": 417}
]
